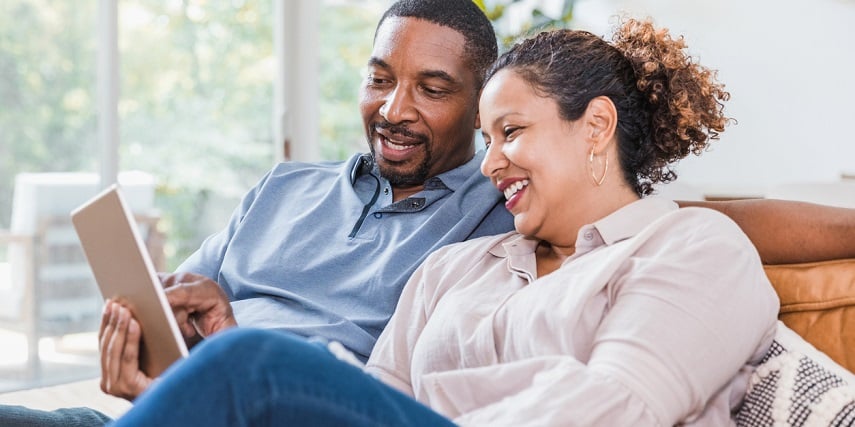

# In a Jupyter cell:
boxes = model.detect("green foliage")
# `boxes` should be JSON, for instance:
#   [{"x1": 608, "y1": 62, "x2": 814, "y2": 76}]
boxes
[
  {"x1": 317, "y1": 2, "x2": 384, "y2": 161},
  {"x1": 476, "y1": 0, "x2": 575, "y2": 51},
  {"x1": 117, "y1": 0, "x2": 275, "y2": 265},
  {"x1": 0, "y1": 0, "x2": 275, "y2": 267},
  {"x1": 0, "y1": 0, "x2": 575, "y2": 267},
  {"x1": 118, "y1": 0, "x2": 274, "y2": 194},
  {"x1": 0, "y1": 1, "x2": 100, "y2": 228}
]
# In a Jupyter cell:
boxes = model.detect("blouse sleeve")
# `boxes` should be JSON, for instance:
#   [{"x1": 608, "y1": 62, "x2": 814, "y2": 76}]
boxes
[
  {"x1": 364, "y1": 250, "x2": 441, "y2": 397},
  {"x1": 425, "y1": 209, "x2": 780, "y2": 426}
]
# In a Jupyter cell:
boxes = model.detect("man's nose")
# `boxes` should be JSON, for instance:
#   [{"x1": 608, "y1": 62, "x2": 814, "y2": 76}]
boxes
[{"x1": 379, "y1": 86, "x2": 418, "y2": 124}]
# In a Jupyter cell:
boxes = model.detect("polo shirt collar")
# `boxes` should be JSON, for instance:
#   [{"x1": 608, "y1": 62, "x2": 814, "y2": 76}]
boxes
[
  {"x1": 432, "y1": 150, "x2": 484, "y2": 192},
  {"x1": 349, "y1": 153, "x2": 376, "y2": 184},
  {"x1": 348, "y1": 150, "x2": 484, "y2": 192}
]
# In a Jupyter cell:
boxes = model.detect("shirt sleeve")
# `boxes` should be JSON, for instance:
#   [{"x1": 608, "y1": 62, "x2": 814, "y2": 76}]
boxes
[
  {"x1": 421, "y1": 209, "x2": 780, "y2": 426},
  {"x1": 174, "y1": 170, "x2": 272, "y2": 288},
  {"x1": 365, "y1": 249, "x2": 446, "y2": 397}
]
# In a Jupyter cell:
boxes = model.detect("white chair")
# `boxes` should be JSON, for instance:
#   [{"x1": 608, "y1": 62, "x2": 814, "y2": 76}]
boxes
[
  {"x1": 0, "y1": 171, "x2": 162, "y2": 379},
  {"x1": 765, "y1": 181, "x2": 855, "y2": 209}
]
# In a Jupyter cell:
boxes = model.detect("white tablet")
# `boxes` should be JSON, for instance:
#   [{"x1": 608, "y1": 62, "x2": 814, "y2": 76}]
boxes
[{"x1": 71, "y1": 184, "x2": 188, "y2": 377}]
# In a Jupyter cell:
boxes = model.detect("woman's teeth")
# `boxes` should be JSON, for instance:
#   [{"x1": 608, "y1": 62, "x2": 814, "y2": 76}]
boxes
[{"x1": 503, "y1": 179, "x2": 529, "y2": 200}]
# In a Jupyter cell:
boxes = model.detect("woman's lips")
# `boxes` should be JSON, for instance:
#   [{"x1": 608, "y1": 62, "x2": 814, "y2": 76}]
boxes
[{"x1": 499, "y1": 179, "x2": 529, "y2": 211}]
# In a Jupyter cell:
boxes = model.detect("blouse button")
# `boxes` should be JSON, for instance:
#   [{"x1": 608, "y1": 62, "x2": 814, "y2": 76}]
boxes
[
  {"x1": 373, "y1": 213, "x2": 383, "y2": 219},
  {"x1": 584, "y1": 231, "x2": 594, "y2": 240}
]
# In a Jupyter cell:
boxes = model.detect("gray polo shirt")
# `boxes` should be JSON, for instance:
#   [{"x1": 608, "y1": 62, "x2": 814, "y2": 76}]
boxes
[{"x1": 177, "y1": 151, "x2": 513, "y2": 360}]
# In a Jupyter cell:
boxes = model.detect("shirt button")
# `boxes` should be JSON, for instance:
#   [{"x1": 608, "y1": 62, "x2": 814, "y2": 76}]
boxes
[
  {"x1": 383, "y1": 188, "x2": 390, "y2": 195},
  {"x1": 373, "y1": 213, "x2": 383, "y2": 219},
  {"x1": 584, "y1": 232, "x2": 594, "y2": 240}
]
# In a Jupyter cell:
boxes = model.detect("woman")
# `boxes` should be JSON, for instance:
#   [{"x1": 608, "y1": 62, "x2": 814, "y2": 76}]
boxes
[
  {"x1": 366, "y1": 19, "x2": 778, "y2": 426},
  {"x1": 113, "y1": 19, "x2": 778, "y2": 426}
]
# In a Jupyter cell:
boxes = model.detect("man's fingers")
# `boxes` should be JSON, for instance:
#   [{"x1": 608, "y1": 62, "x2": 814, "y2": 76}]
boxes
[
  {"x1": 101, "y1": 304, "x2": 128, "y2": 395},
  {"x1": 164, "y1": 276, "x2": 237, "y2": 338},
  {"x1": 165, "y1": 277, "x2": 226, "y2": 311},
  {"x1": 99, "y1": 305, "x2": 151, "y2": 400},
  {"x1": 120, "y1": 318, "x2": 142, "y2": 382},
  {"x1": 159, "y1": 271, "x2": 206, "y2": 289},
  {"x1": 98, "y1": 301, "x2": 115, "y2": 393},
  {"x1": 171, "y1": 307, "x2": 198, "y2": 338},
  {"x1": 98, "y1": 300, "x2": 112, "y2": 342}
]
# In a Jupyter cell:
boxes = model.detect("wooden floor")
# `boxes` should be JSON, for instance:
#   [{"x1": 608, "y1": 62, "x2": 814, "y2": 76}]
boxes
[{"x1": 0, "y1": 329, "x2": 99, "y2": 393}]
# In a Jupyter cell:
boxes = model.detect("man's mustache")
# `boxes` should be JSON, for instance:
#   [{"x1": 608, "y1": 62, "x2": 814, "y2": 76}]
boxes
[{"x1": 373, "y1": 121, "x2": 428, "y2": 143}]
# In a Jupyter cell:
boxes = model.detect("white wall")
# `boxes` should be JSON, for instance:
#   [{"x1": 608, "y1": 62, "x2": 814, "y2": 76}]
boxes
[{"x1": 573, "y1": 0, "x2": 855, "y2": 197}]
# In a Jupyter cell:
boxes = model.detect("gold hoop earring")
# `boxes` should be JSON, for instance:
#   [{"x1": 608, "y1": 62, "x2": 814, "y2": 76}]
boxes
[{"x1": 589, "y1": 148, "x2": 609, "y2": 186}]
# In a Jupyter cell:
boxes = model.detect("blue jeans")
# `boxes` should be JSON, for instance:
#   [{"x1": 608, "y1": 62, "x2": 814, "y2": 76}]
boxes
[
  {"x1": 111, "y1": 328, "x2": 456, "y2": 426},
  {"x1": 0, "y1": 405, "x2": 111, "y2": 427}
]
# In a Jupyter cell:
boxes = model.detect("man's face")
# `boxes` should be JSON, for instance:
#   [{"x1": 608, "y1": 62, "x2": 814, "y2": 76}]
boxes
[{"x1": 359, "y1": 17, "x2": 480, "y2": 188}]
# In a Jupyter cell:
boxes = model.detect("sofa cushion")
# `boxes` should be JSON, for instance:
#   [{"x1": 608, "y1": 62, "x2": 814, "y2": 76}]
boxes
[
  {"x1": 764, "y1": 258, "x2": 855, "y2": 373},
  {"x1": 735, "y1": 330, "x2": 855, "y2": 427}
]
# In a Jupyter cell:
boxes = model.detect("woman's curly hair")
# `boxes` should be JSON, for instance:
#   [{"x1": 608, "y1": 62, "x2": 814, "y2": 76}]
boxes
[{"x1": 485, "y1": 18, "x2": 731, "y2": 196}]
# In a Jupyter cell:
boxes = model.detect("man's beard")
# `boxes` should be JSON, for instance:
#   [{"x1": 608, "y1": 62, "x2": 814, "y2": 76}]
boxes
[{"x1": 368, "y1": 122, "x2": 432, "y2": 187}]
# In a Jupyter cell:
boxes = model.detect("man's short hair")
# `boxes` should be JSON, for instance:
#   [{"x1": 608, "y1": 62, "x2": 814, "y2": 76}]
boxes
[{"x1": 377, "y1": 0, "x2": 498, "y2": 89}]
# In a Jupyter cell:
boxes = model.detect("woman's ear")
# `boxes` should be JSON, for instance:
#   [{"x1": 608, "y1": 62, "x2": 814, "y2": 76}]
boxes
[{"x1": 586, "y1": 96, "x2": 618, "y2": 153}]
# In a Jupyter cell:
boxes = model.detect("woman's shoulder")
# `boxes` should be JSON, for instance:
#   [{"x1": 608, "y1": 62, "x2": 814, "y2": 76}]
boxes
[
  {"x1": 636, "y1": 201, "x2": 761, "y2": 261},
  {"x1": 622, "y1": 199, "x2": 759, "y2": 259},
  {"x1": 664, "y1": 203, "x2": 748, "y2": 237}
]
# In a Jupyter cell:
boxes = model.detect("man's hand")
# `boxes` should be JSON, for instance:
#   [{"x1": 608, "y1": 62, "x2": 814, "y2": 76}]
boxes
[
  {"x1": 99, "y1": 300, "x2": 153, "y2": 401},
  {"x1": 159, "y1": 272, "x2": 238, "y2": 344},
  {"x1": 97, "y1": 273, "x2": 236, "y2": 401}
]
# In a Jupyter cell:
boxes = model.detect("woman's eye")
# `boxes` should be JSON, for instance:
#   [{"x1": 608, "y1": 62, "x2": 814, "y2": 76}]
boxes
[{"x1": 503, "y1": 127, "x2": 520, "y2": 139}]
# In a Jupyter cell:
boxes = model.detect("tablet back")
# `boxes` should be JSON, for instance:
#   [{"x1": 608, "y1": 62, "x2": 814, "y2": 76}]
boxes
[{"x1": 71, "y1": 184, "x2": 188, "y2": 377}]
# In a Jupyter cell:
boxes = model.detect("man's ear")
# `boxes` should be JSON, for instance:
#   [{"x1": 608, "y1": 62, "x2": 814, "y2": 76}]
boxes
[{"x1": 586, "y1": 96, "x2": 618, "y2": 153}]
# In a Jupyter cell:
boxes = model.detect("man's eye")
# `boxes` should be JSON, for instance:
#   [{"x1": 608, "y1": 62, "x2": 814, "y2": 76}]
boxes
[
  {"x1": 422, "y1": 86, "x2": 448, "y2": 98},
  {"x1": 367, "y1": 75, "x2": 389, "y2": 85}
]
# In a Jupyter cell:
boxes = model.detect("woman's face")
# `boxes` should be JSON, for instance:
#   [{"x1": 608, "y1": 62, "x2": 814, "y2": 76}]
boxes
[{"x1": 479, "y1": 69, "x2": 591, "y2": 243}]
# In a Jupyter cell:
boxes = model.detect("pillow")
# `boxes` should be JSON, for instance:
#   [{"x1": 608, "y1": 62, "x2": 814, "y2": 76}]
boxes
[
  {"x1": 735, "y1": 322, "x2": 855, "y2": 427},
  {"x1": 764, "y1": 258, "x2": 855, "y2": 373}
]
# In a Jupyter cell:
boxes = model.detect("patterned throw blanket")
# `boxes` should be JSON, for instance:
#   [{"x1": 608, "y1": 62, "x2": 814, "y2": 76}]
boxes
[{"x1": 736, "y1": 341, "x2": 855, "y2": 426}]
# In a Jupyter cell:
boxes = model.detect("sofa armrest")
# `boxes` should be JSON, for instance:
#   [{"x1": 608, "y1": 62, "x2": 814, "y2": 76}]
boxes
[{"x1": 764, "y1": 258, "x2": 855, "y2": 373}]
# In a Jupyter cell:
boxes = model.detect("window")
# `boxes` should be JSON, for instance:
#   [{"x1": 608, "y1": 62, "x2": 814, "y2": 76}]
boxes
[
  {"x1": 0, "y1": 0, "x2": 276, "y2": 390},
  {"x1": 119, "y1": 0, "x2": 275, "y2": 268},
  {"x1": 318, "y1": 0, "x2": 387, "y2": 159},
  {"x1": 0, "y1": 0, "x2": 393, "y2": 391}
]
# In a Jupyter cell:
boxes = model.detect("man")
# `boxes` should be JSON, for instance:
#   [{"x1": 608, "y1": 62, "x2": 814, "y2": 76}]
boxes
[
  {"x1": 2, "y1": 0, "x2": 853, "y2": 425},
  {"x1": 2, "y1": 1, "x2": 507, "y2": 425},
  {"x1": 98, "y1": 0, "x2": 507, "y2": 401}
]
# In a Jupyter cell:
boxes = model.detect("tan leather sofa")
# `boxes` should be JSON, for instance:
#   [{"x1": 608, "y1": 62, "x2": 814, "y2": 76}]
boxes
[
  {"x1": 1, "y1": 259, "x2": 852, "y2": 419},
  {"x1": 765, "y1": 258, "x2": 855, "y2": 373}
]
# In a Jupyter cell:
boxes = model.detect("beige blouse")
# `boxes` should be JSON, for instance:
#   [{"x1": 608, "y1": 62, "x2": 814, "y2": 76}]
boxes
[{"x1": 366, "y1": 198, "x2": 780, "y2": 426}]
